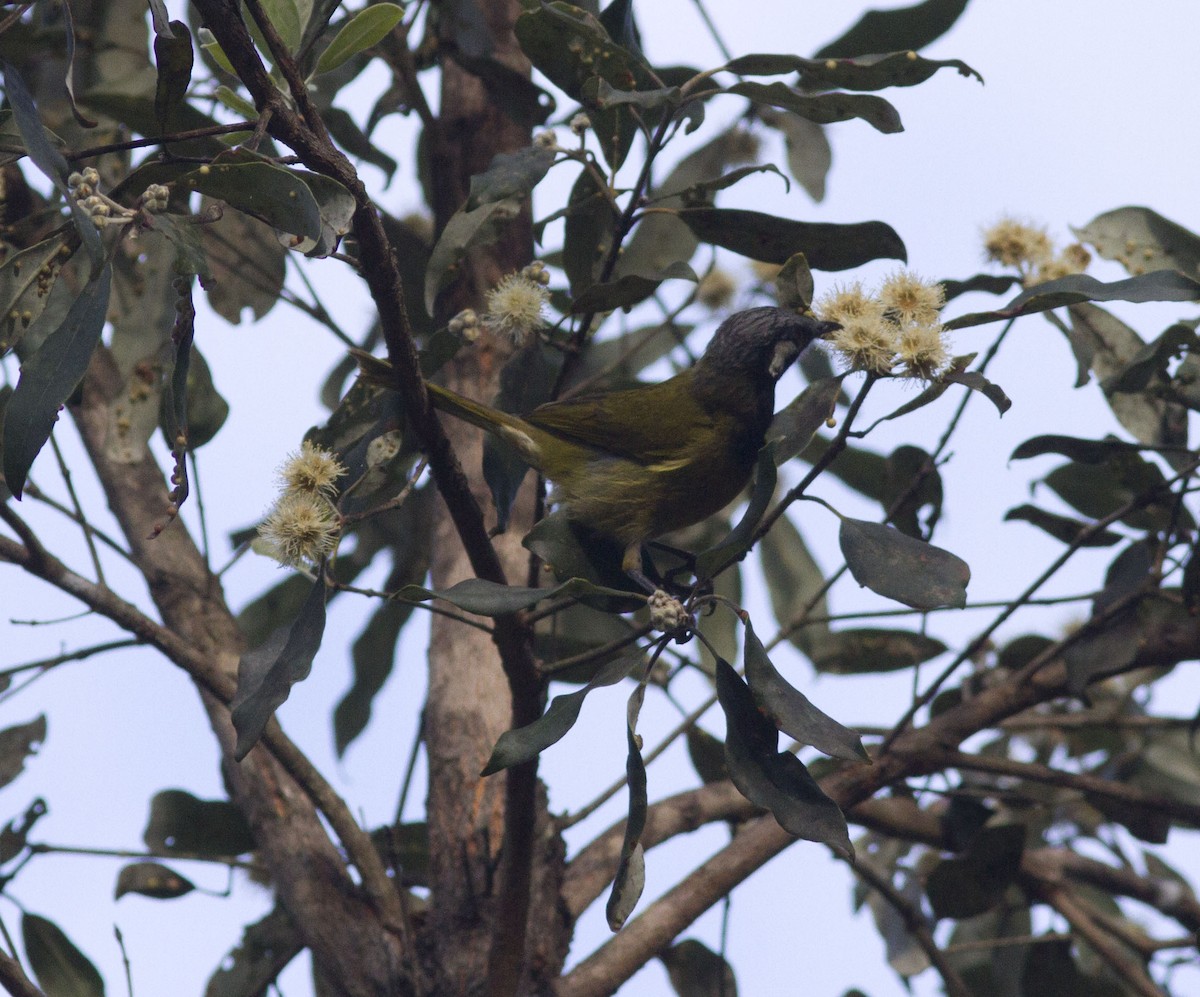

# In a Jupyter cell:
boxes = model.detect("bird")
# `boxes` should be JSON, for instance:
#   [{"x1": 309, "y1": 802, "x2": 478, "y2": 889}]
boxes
[{"x1": 416, "y1": 306, "x2": 838, "y2": 589}]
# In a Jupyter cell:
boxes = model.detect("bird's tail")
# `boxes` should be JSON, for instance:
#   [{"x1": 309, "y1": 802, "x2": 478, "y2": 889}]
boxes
[{"x1": 425, "y1": 381, "x2": 542, "y2": 463}]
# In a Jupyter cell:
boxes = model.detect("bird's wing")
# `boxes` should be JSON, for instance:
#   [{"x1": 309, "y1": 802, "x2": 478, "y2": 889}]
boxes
[{"x1": 527, "y1": 378, "x2": 712, "y2": 465}]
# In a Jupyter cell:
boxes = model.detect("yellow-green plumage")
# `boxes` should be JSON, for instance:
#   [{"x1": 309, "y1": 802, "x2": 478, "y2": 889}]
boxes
[{"x1": 426, "y1": 307, "x2": 837, "y2": 575}]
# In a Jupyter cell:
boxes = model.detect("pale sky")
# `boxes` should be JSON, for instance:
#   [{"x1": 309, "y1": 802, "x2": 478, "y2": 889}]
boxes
[{"x1": 3, "y1": 2, "x2": 1199, "y2": 996}]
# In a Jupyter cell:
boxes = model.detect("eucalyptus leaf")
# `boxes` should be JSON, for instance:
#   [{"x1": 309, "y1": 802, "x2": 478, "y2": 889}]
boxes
[
  {"x1": 315, "y1": 3, "x2": 404, "y2": 75},
  {"x1": 231, "y1": 574, "x2": 328, "y2": 760},
  {"x1": 727, "y1": 50, "x2": 982, "y2": 91},
  {"x1": 22, "y1": 913, "x2": 105, "y2": 997},
  {"x1": 143, "y1": 789, "x2": 255, "y2": 858},
  {"x1": 607, "y1": 686, "x2": 648, "y2": 930},
  {"x1": 714, "y1": 658, "x2": 852, "y2": 857},
  {"x1": 570, "y1": 261, "x2": 698, "y2": 313},
  {"x1": 743, "y1": 621, "x2": 866, "y2": 761},
  {"x1": 115, "y1": 861, "x2": 196, "y2": 901},
  {"x1": 815, "y1": 0, "x2": 971, "y2": 59},
  {"x1": 1073, "y1": 205, "x2": 1200, "y2": 281},
  {"x1": 3, "y1": 265, "x2": 112, "y2": 499},
  {"x1": 839, "y1": 518, "x2": 969, "y2": 610},
  {"x1": 678, "y1": 207, "x2": 906, "y2": 270},
  {"x1": 728, "y1": 82, "x2": 902, "y2": 133},
  {"x1": 1003, "y1": 505, "x2": 1123, "y2": 547},
  {"x1": 0, "y1": 715, "x2": 46, "y2": 790},
  {"x1": 482, "y1": 654, "x2": 636, "y2": 775},
  {"x1": 946, "y1": 270, "x2": 1200, "y2": 330},
  {"x1": 809, "y1": 628, "x2": 946, "y2": 675}
]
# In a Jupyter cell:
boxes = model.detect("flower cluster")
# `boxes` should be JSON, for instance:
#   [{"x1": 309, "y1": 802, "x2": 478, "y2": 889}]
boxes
[
  {"x1": 68, "y1": 167, "x2": 135, "y2": 227},
  {"x1": 982, "y1": 216, "x2": 1091, "y2": 286},
  {"x1": 483, "y1": 261, "x2": 551, "y2": 344},
  {"x1": 815, "y1": 271, "x2": 949, "y2": 381},
  {"x1": 257, "y1": 442, "x2": 346, "y2": 568}
]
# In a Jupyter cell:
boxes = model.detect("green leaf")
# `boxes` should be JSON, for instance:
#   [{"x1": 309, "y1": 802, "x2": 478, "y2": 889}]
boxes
[
  {"x1": 941, "y1": 368, "x2": 1011, "y2": 415},
  {"x1": 685, "y1": 726, "x2": 728, "y2": 785},
  {"x1": 22, "y1": 913, "x2": 105, "y2": 997},
  {"x1": 714, "y1": 658, "x2": 852, "y2": 857},
  {"x1": 562, "y1": 168, "x2": 617, "y2": 298},
  {"x1": 607, "y1": 686, "x2": 648, "y2": 930},
  {"x1": 587, "y1": 77, "x2": 681, "y2": 112},
  {"x1": 1041, "y1": 453, "x2": 1188, "y2": 533},
  {"x1": 482, "y1": 654, "x2": 636, "y2": 775},
  {"x1": 728, "y1": 81, "x2": 902, "y2": 133},
  {"x1": 760, "y1": 110, "x2": 830, "y2": 202},
  {"x1": 882, "y1": 444, "x2": 942, "y2": 539},
  {"x1": 179, "y1": 149, "x2": 323, "y2": 242},
  {"x1": 677, "y1": 207, "x2": 906, "y2": 270},
  {"x1": 839, "y1": 518, "x2": 969, "y2": 610},
  {"x1": 315, "y1": 3, "x2": 404, "y2": 75},
  {"x1": 115, "y1": 861, "x2": 195, "y2": 901},
  {"x1": 809, "y1": 628, "x2": 945, "y2": 675},
  {"x1": 1003, "y1": 504, "x2": 1123, "y2": 547},
  {"x1": 940, "y1": 272, "x2": 1021, "y2": 303},
  {"x1": 0, "y1": 715, "x2": 46, "y2": 790},
  {"x1": 744, "y1": 621, "x2": 866, "y2": 761},
  {"x1": 3, "y1": 265, "x2": 112, "y2": 498},
  {"x1": 424, "y1": 197, "x2": 522, "y2": 314},
  {"x1": 727, "y1": 50, "x2": 982, "y2": 91},
  {"x1": 1073, "y1": 205, "x2": 1200, "y2": 281},
  {"x1": 759, "y1": 512, "x2": 830, "y2": 659},
  {"x1": 773, "y1": 252, "x2": 814, "y2": 311},
  {"x1": 926, "y1": 823, "x2": 1025, "y2": 920},
  {"x1": 153, "y1": 21, "x2": 194, "y2": 132},
  {"x1": 0, "y1": 799, "x2": 48, "y2": 864},
  {"x1": 945, "y1": 270, "x2": 1200, "y2": 330},
  {"x1": 466, "y1": 143, "x2": 557, "y2": 211},
  {"x1": 660, "y1": 939, "x2": 739, "y2": 997},
  {"x1": 143, "y1": 789, "x2": 255, "y2": 858},
  {"x1": 202, "y1": 908, "x2": 302, "y2": 997},
  {"x1": 0, "y1": 237, "x2": 76, "y2": 358},
  {"x1": 0, "y1": 61, "x2": 103, "y2": 272},
  {"x1": 815, "y1": 0, "x2": 971, "y2": 59},
  {"x1": 569, "y1": 261, "x2": 698, "y2": 313},
  {"x1": 231, "y1": 574, "x2": 328, "y2": 760},
  {"x1": 198, "y1": 195, "x2": 287, "y2": 324},
  {"x1": 514, "y1": 0, "x2": 653, "y2": 171},
  {"x1": 1010, "y1": 433, "x2": 1143, "y2": 464},
  {"x1": 292, "y1": 170, "x2": 357, "y2": 258},
  {"x1": 1103, "y1": 323, "x2": 1200, "y2": 395}
]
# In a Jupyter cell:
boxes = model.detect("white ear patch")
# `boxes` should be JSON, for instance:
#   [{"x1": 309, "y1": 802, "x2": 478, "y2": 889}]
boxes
[{"x1": 769, "y1": 340, "x2": 801, "y2": 379}]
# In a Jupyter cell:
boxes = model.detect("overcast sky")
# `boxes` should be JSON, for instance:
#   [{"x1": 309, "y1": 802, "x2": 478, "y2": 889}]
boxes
[{"x1": 4, "y1": 2, "x2": 1200, "y2": 996}]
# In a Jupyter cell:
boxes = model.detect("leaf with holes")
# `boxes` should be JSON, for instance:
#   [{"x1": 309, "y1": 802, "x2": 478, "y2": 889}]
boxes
[{"x1": 115, "y1": 861, "x2": 195, "y2": 901}]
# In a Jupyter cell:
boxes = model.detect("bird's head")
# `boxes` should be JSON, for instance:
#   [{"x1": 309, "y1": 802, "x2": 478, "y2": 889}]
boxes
[{"x1": 697, "y1": 306, "x2": 840, "y2": 387}]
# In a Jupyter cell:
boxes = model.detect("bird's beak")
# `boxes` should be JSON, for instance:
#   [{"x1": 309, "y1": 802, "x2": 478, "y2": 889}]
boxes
[{"x1": 816, "y1": 320, "x2": 841, "y2": 340}]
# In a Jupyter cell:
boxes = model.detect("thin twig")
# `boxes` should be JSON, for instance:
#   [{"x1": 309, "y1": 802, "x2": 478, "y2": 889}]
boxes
[
  {"x1": 65, "y1": 121, "x2": 256, "y2": 161},
  {"x1": 851, "y1": 858, "x2": 971, "y2": 997},
  {"x1": 50, "y1": 435, "x2": 105, "y2": 585}
]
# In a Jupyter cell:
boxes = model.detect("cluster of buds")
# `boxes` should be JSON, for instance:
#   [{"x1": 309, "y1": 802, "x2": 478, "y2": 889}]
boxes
[
  {"x1": 257, "y1": 441, "x2": 347, "y2": 569},
  {"x1": 67, "y1": 167, "x2": 135, "y2": 227},
  {"x1": 483, "y1": 261, "x2": 551, "y2": 345},
  {"x1": 533, "y1": 130, "x2": 560, "y2": 152},
  {"x1": 982, "y1": 217, "x2": 1091, "y2": 286},
  {"x1": 139, "y1": 183, "x2": 171, "y2": 213},
  {"x1": 815, "y1": 270, "x2": 949, "y2": 381},
  {"x1": 448, "y1": 308, "x2": 480, "y2": 340},
  {"x1": 569, "y1": 112, "x2": 590, "y2": 136}
]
